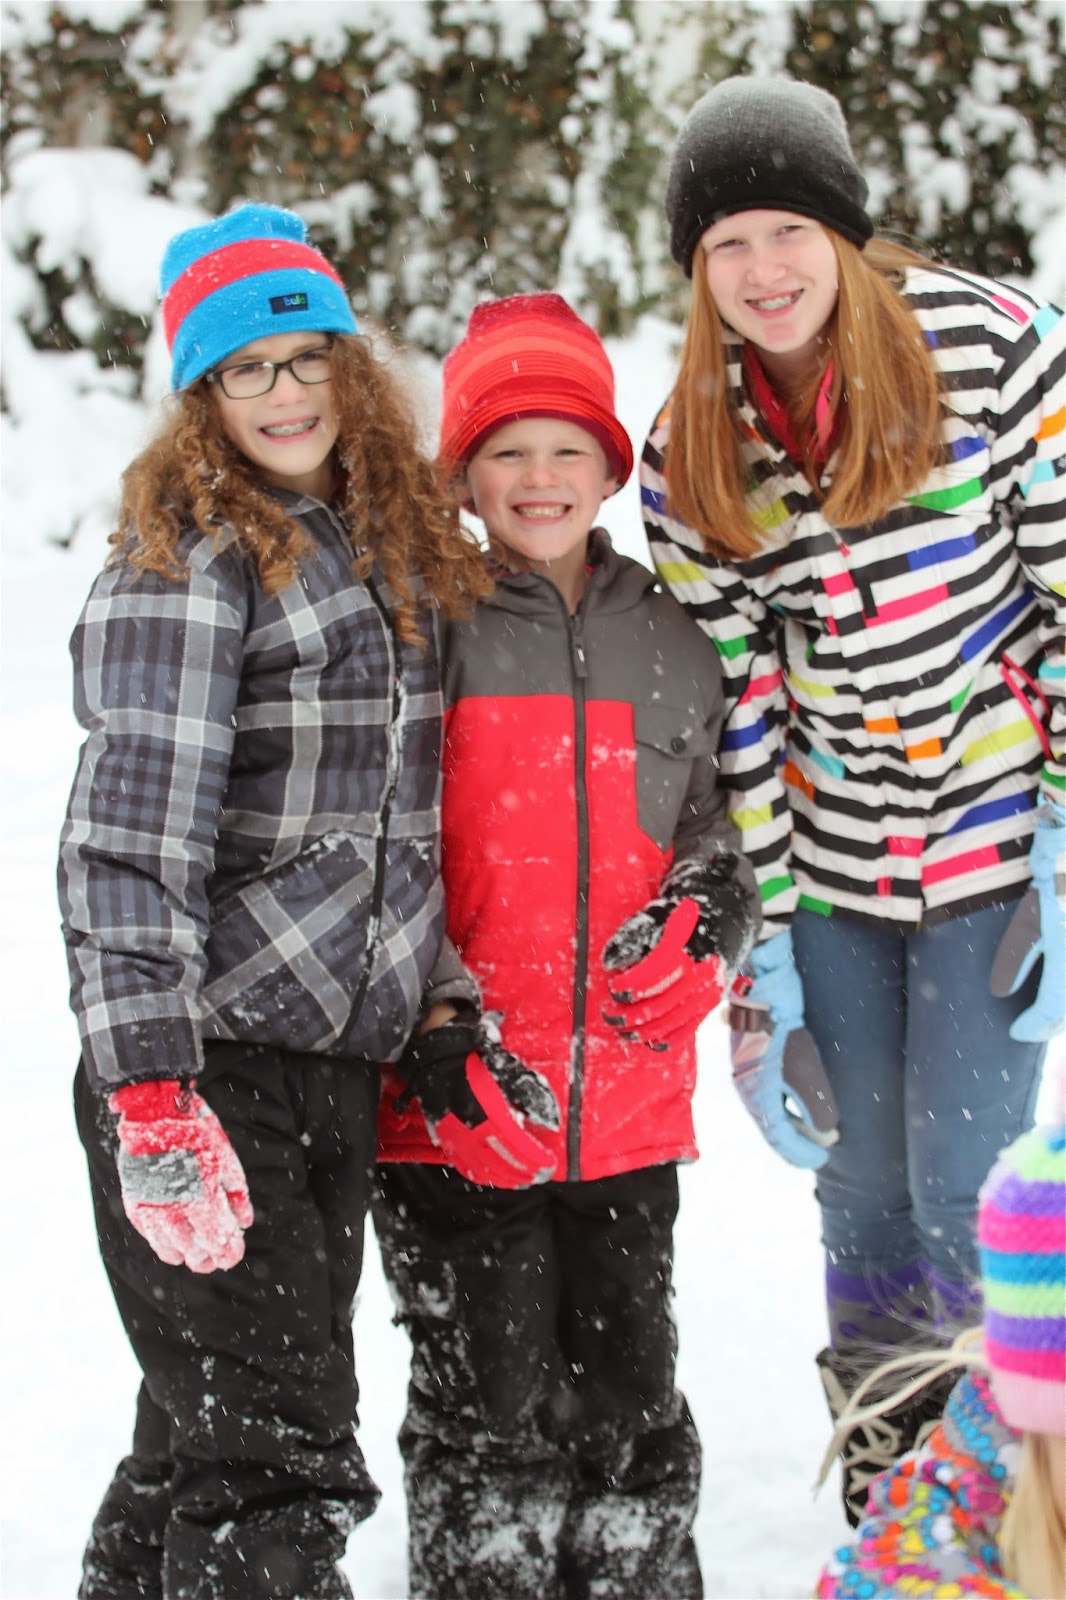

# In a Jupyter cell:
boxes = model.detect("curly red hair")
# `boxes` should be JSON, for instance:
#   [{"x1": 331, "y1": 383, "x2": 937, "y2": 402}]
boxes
[{"x1": 112, "y1": 334, "x2": 492, "y2": 642}]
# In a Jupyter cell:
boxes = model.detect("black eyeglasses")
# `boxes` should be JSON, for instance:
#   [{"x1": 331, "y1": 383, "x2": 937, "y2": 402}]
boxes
[{"x1": 206, "y1": 341, "x2": 334, "y2": 399}]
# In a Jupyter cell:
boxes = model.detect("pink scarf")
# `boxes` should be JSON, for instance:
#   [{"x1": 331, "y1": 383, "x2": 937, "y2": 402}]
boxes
[{"x1": 742, "y1": 345, "x2": 839, "y2": 471}]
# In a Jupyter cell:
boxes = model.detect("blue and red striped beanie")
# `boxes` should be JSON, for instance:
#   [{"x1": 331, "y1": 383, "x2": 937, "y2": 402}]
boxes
[
  {"x1": 977, "y1": 1094, "x2": 1066, "y2": 1436},
  {"x1": 160, "y1": 203, "x2": 357, "y2": 391}
]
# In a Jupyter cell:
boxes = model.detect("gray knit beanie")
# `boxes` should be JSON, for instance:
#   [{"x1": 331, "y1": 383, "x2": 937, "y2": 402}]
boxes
[{"x1": 666, "y1": 76, "x2": 873, "y2": 276}]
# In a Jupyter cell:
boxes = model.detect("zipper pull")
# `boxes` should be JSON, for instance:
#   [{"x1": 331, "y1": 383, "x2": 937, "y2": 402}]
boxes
[{"x1": 570, "y1": 618, "x2": 589, "y2": 680}]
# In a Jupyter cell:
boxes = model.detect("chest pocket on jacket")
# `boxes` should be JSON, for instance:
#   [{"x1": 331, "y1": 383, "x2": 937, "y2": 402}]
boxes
[{"x1": 634, "y1": 703, "x2": 717, "y2": 852}]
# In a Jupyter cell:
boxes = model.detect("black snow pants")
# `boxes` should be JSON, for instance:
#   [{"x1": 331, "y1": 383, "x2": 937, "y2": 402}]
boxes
[
  {"x1": 74, "y1": 1042, "x2": 382, "y2": 1600},
  {"x1": 372, "y1": 1160, "x2": 703, "y2": 1600}
]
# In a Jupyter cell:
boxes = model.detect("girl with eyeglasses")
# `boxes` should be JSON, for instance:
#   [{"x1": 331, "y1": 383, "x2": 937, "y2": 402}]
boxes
[{"x1": 60, "y1": 202, "x2": 491, "y2": 1599}]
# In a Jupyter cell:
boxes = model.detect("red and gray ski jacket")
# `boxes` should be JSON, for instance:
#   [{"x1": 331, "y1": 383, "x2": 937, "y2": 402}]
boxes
[{"x1": 377, "y1": 531, "x2": 760, "y2": 1182}]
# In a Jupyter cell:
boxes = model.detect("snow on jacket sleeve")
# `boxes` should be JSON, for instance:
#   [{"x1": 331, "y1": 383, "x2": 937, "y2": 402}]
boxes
[
  {"x1": 58, "y1": 539, "x2": 247, "y2": 1091},
  {"x1": 814, "y1": 1371, "x2": 1026, "y2": 1600},
  {"x1": 984, "y1": 291, "x2": 1065, "y2": 804},
  {"x1": 641, "y1": 434, "x2": 796, "y2": 938}
]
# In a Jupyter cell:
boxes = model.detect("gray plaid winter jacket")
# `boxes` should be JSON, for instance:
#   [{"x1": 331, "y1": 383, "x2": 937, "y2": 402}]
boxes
[{"x1": 59, "y1": 491, "x2": 449, "y2": 1093}]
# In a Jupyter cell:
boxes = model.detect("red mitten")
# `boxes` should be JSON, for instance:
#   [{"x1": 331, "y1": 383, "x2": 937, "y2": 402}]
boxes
[
  {"x1": 602, "y1": 897, "x2": 728, "y2": 1050},
  {"x1": 109, "y1": 1079, "x2": 254, "y2": 1273},
  {"x1": 396, "y1": 1016, "x2": 559, "y2": 1189}
]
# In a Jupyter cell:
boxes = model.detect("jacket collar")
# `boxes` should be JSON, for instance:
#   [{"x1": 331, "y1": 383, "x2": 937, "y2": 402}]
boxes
[
  {"x1": 742, "y1": 345, "x2": 840, "y2": 471},
  {"x1": 485, "y1": 528, "x2": 658, "y2": 618},
  {"x1": 721, "y1": 330, "x2": 842, "y2": 494}
]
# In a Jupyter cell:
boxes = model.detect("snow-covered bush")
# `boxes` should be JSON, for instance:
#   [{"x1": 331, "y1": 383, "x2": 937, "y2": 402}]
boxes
[
  {"x1": 0, "y1": 0, "x2": 1061, "y2": 552},
  {"x1": 1, "y1": 0, "x2": 657, "y2": 375},
  {"x1": 781, "y1": 0, "x2": 1065, "y2": 298}
]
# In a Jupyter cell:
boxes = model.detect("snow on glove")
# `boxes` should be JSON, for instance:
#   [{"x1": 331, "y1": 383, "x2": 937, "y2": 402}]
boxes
[
  {"x1": 990, "y1": 802, "x2": 1066, "y2": 1042},
  {"x1": 109, "y1": 1079, "x2": 253, "y2": 1273},
  {"x1": 396, "y1": 1014, "x2": 560, "y2": 1189},
  {"x1": 730, "y1": 928, "x2": 839, "y2": 1170},
  {"x1": 602, "y1": 855, "x2": 757, "y2": 1050}
]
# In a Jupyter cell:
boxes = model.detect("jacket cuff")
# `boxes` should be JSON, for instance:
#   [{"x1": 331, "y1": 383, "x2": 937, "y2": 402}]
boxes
[
  {"x1": 108, "y1": 1078, "x2": 193, "y2": 1118},
  {"x1": 79, "y1": 1010, "x2": 203, "y2": 1096},
  {"x1": 422, "y1": 935, "x2": 481, "y2": 1014}
]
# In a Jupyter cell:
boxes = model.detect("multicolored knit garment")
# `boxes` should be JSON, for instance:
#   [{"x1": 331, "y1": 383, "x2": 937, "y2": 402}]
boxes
[
  {"x1": 978, "y1": 1114, "x2": 1066, "y2": 1434},
  {"x1": 642, "y1": 266, "x2": 1065, "y2": 937},
  {"x1": 815, "y1": 1369, "x2": 1027, "y2": 1599}
]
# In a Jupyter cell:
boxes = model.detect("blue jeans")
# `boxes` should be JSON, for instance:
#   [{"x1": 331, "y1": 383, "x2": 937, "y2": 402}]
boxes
[{"x1": 792, "y1": 903, "x2": 1045, "y2": 1349}]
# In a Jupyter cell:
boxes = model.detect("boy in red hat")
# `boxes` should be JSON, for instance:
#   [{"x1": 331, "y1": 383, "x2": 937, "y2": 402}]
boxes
[{"x1": 373, "y1": 293, "x2": 763, "y2": 1600}]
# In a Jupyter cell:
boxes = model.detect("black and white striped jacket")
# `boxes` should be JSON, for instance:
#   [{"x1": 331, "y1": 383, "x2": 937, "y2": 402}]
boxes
[{"x1": 641, "y1": 266, "x2": 1064, "y2": 935}]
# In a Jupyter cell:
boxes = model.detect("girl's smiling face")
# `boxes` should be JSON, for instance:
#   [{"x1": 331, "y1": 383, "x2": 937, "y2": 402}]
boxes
[
  {"x1": 209, "y1": 330, "x2": 340, "y2": 501},
  {"x1": 700, "y1": 209, "x2": 840, "y2": 383}
]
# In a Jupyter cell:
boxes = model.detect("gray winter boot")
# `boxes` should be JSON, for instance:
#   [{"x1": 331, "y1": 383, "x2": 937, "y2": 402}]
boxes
[{"x1": 816, "y1": 1345, "x2": 954, "y2": 1527}]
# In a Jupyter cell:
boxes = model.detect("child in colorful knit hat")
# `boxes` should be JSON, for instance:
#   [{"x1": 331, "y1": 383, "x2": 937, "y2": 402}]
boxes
[
  {"x1": 815, "y1": 1087, "x2": 1066, "y2": 1598},
  {"x1": 61, "y1": 201, "x2": 496, "y2": 1599},
  {"x1": 371, "y1": 290, "x2": 764, "y2": 1600}
]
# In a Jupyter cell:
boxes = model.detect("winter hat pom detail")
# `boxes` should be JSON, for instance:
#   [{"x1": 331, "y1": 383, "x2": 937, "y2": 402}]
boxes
[
  {"x1": 439, "y1": 293, "x2": 634, "y2": 486},
  {"x1": 160, "y1": 202, "x2": 357, "y2": 391},
  {"x1": 665, "y1": 75, "x2": 873, "y2": 276},
  {"x1": 977, "y1": 1102, "x2": 1066, "y2": 1438}
]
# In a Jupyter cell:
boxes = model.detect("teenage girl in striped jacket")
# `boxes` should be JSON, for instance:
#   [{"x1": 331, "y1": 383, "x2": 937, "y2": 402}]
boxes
[{"x1": 641, "y1": 74, "x2": 1064, "y2": 1522}]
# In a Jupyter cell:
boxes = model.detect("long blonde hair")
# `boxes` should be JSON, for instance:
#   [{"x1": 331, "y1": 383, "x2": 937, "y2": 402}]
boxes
[
  {"x1": 112, "y1": 334, "x2": 492, "y2": 643},
  {"x1": 816, "y1": 1332, "x2": 1065, "y2": 1595},
  {"x1": 1000, "y1": 1431, "x2": 1065, "y2": 1599},
  {"x1": 665, "y1": 235, "x2": 945, "y2": 560}
]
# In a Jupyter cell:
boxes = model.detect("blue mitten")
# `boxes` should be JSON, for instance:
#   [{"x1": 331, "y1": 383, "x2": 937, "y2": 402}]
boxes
[
  {"x1": 730, "y1": 928, "x2": 839, "y2": 1170},
  {"x1": 990, "y1": 803, "x2": 1066, "y2": 1043}
]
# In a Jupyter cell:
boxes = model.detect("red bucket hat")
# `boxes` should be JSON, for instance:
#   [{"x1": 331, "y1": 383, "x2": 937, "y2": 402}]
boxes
[{"x1": 439, "y1": 293, "x2": 633, "y2": 486}]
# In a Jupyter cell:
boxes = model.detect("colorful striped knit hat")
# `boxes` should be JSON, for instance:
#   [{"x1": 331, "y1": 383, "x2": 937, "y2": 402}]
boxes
[
  {"x1": 438, "y1": 293, "x2": 633, "y2": 485},
  {"x1": 160, "y1": 203, "x2": 357, "y2": 391},
  {"x1": 977, "y1": 1101, "x2": 1066, "y2": 1436}
]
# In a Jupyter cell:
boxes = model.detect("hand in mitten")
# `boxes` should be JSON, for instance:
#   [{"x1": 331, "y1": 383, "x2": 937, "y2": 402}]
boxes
[
  {"x1": 602, "y1": 856, "x2": 757, "y2": 1050},
  {"x1": 109, "y1": 1079, "x2": 253, "y2": 1273},
  {"x1": 990, "y1": 802, "x2": 1065, "y2": 1042},
  {"x1": 729, "y1": 929, "x2": 839, "y2": 1170},
  {"x1": 396, "y1": 1014, "x2": 560, "y2": 1189}
]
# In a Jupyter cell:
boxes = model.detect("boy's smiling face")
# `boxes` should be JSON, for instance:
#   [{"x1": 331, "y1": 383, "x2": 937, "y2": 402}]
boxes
[{"x1": 463, "y1": 417, "x2": 618, "y2": 606}]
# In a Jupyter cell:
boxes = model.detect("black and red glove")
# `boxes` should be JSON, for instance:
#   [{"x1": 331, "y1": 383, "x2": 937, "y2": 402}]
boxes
[
  {"x1": 110, "y1": 1079, "x2": 254, "y2": 1273},
  {"x1": 602, "y1": 856, "x2": 757, "y2": 1051},
  {"x1": 396, "y1": 1015, "x2": 560, "y2": 1189}
]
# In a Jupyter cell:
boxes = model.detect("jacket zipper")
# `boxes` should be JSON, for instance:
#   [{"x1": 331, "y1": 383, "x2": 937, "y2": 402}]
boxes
[
  {"x1": 336, "y1": 548, "x2": 403, "y2": 1046},
  {"x1": 566, "y1": 601, "x2": 592, "y2": 1180}
]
